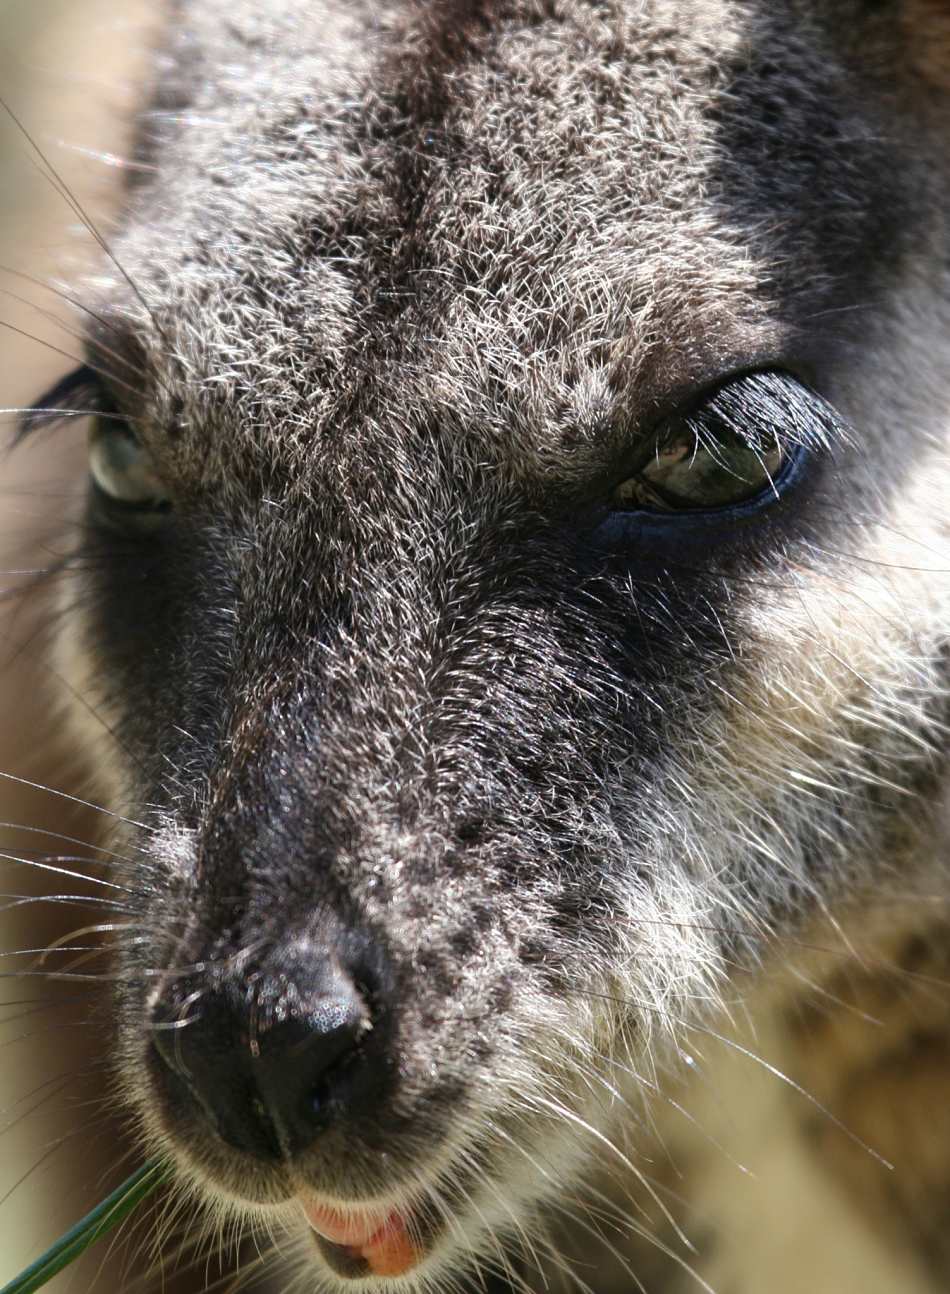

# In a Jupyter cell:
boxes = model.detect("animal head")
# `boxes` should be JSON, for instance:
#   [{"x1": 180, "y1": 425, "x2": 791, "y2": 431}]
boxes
[{"x1": 25, "y1": 0, "x2": 950, "y2": 1286}]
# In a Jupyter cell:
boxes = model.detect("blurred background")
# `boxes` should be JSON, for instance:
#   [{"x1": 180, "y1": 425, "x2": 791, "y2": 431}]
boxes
[{"x1": 0, "y1": 5, "x2": 161, "y2": 1290}]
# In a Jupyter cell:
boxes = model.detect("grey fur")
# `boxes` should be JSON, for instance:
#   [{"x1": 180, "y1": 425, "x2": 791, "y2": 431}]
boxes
[{"x1": 34, "y1": 0, "x2": 950, "y2": 1289}]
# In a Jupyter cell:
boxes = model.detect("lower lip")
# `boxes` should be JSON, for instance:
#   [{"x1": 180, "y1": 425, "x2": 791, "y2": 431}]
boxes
[{"x1": 301, "y1": 1201, "x2": 424, "y2": 1278}]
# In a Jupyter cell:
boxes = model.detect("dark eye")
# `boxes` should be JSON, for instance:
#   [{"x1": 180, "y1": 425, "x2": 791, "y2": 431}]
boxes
[
  {"x1": 88, "y1": 421, "x2": 171, "y2": 523},
  {"x1": 609, "y1": 370, "x2": 822, "y2": 518},
  {"x1": 612, "y1": 421, "x2": 784, "y2": 511}
]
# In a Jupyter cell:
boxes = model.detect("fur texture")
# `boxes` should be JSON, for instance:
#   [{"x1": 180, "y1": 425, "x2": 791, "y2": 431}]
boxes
[{"x1": 23, "y1": 0, "x2": 950, "y2": 1289}]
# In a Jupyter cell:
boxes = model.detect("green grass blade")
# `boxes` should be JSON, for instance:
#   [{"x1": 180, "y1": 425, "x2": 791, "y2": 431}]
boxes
[{"x1": 0, "y1": 1159, "x2": 170, "y2": 1294}]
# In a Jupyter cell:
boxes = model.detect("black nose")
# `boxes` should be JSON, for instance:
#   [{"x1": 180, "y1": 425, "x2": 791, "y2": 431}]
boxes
[{"x1": 149, "y1": 951, "x2": 378, "y2": 1160}]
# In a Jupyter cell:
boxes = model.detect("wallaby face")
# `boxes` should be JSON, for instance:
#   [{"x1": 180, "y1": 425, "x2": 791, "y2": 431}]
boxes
[{"x1": 25, "y1": 0, "x2": 950, "y2": 1288}]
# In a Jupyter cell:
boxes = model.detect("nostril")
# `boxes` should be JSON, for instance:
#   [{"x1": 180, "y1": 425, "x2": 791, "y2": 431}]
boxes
[
  {"x1": 309, "y1": 1074, "x2": 337, "y2": 1127},
  {"x1": 149, "y1": 952, "x2": 379, "y2": 1161}
]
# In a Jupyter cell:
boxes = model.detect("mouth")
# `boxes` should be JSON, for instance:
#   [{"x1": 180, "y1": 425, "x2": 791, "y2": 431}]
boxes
[{"x1": 301, "y1": 1197, "x2": 437, "y2": 1280}]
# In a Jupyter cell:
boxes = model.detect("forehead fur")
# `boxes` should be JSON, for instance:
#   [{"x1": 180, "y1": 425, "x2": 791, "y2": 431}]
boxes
[{"x1": 89, "y1": 0, "x2": 920, "y2": 502}]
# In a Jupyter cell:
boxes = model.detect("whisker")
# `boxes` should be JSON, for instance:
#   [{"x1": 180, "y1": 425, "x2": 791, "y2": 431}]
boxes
[
  {"x1": 679, "y1": 1015, "x2": 895, "y2": 1169},
  {"x1": 0, "y1": 283, "x2": 147, "y2": 392},
  {"x1": 0, "y1": 849, "x2": 133, "y2": 890},
  {"x1": 0, "y1": 1118, "x2": 105, "y2": 1210},
  {"x1": 0, "y1": 263, "x2": 136, "y2": 352},
  {"x1": 0, "y1": 768, "x2": 151, "y2": 830},
  {"x1": 0, "y1": 820, "x2": 145, "y2": 865},
  {"x1": 0, "y1": 1072, "x2": 74, "y2": 1128},
  {"x1": 0, "y1": 95, "x2": 173, "y2": 351},
  {"x1": 48, "y1": 658, "x2": 155, "y2": 783},
  {"x1": 0, "y1": 317, "x2": 142, "y2": 398},
  {"x1": 37, "y1": 920, "x2": 141, "y2": 959},
  {"x1": 0, "y1": 991, "x2": 101, "y2": 1026},
  {"x1": 0, "y1": 894, "x2": 132, "y2": 914}
]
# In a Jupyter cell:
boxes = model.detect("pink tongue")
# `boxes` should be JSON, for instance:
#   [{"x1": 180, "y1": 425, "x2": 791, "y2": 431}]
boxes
[
  {"x1": 302, "y1": 1202, "x2": 421, "y2": 1276},
  {"x1": 302, "y1": 1202, "x2": 393, "y2": 1246}
]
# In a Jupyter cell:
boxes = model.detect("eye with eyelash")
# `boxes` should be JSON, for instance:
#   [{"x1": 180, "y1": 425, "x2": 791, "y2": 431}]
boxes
[
  {"x1": 605, "y1": 369, "x2": 832, "y2": 525},
  {"x1": 20, "y1": 366, "x2": 172, "y2": 529},
  {"x1": 612, "y1": 419, "x2": 787, "y2": 512}
]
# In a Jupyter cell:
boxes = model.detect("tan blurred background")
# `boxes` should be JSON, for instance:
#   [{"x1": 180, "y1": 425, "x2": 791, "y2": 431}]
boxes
[{"x1": 0, "y1": 5, "x2": 155, "y2": 1290}]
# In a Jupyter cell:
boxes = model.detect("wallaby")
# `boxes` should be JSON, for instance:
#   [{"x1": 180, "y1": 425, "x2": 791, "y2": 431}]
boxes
[{"x1": 8, "y1": 1, "x2": 950, "y2": 1291}]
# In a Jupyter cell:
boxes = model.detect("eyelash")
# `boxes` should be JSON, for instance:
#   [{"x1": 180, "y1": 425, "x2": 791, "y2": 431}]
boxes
[
  {"x1": 588, "y1": 369, "x2": 843, "y2": 548},
  {"x1": 18, "y1": 365, "x2": 107, "y2": 442}
]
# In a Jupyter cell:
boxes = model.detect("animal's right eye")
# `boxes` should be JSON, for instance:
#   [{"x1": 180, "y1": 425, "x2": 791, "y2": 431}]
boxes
[
  {"x1": 88, "y1": 422, "x2": 171, "y2": 524},
  {"x1": 590, "y1": 370, "x2": 837, "y2": 550}
]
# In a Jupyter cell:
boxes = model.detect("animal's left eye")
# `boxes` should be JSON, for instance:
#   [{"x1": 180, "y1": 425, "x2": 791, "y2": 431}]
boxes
[
  {"x1": 88, "y1": 421, "x2": 170, "y2": 517},
  {"x1": 609, "y1": 370, "x2": 814, "y2": 516}
]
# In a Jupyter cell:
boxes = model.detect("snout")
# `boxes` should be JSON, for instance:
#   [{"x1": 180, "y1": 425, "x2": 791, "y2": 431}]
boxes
[
  {"x1": 148, "y1": 944, "x2": 386, "y2": 1162},
  {"x1": 143, "y1": 931, "x2": 463, "y2": 1280},
  {"x1": 133, "y1": 795, "x2": 544, "y2": 1285}
]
